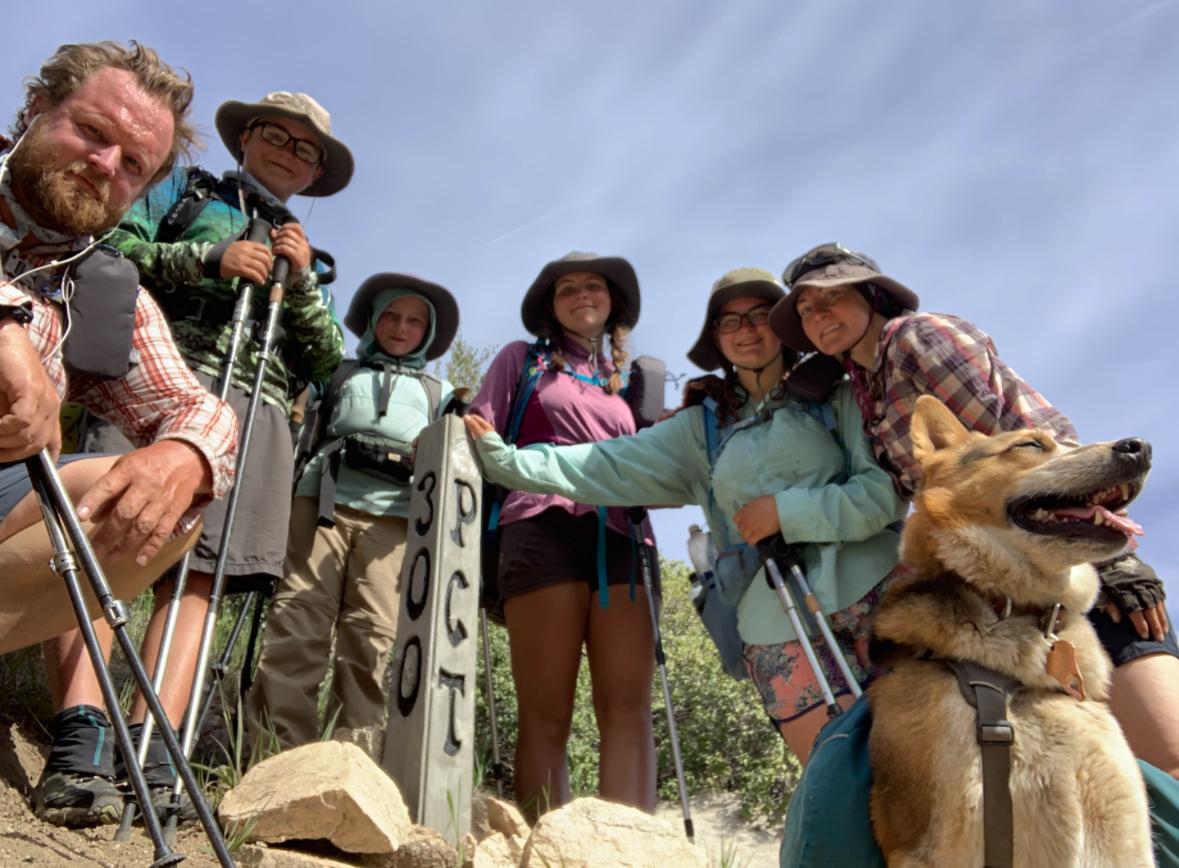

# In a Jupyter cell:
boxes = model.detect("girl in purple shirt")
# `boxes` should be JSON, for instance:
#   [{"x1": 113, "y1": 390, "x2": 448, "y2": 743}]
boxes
[{"x1": 469, "y1": 252, "x2": 658, "y2": 818}]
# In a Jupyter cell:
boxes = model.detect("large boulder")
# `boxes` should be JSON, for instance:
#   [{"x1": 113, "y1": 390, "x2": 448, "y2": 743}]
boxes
[
  {"x1": 237, "y1": 844, "x2": 358, "y2": 867},
  {"x1": 471, "y1": 831, "x2": 519, "y2": 867},
  {"x1": 219, "y1": 741, "x2": 413, "y2": 854},
  {"x1": 471, "y1": 794, "x2": 529, "y2": 857},
  {"x1": 520, "y1": 798, "x2": 707, "y2": 867}
]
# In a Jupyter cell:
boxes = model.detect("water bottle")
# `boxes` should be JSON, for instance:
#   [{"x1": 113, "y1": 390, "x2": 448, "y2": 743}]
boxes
[{"x1": 687, "y1": 524, "x2": 717, "y2": 611}]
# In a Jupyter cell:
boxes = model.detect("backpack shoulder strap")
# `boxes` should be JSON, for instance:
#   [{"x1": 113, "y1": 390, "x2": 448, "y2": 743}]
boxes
[
  {"x1": 155, "y1": 167, "x2": 220, "y2": 244},
  {"x1": 803, "y1": 399, "x2": 838, "y2": 436},
  {"x1": 504, "y1": 340, "x2": 548, "y2": 445},
  {"x1": 417, "y1": 372, "x2": 443, "y2": 420},
  {"x1": 701, "y1": 397, "x2": 720, "y2": 467}
]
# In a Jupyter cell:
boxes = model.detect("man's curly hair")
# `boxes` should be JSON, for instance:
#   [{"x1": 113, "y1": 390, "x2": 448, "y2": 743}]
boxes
[{"x1": 12, "y1": 41, "x2": 197, "y2": 182}]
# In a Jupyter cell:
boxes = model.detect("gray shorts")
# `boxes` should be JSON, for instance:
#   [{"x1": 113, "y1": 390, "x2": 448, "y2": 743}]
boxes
[
  {"x1": 0, "y1": 454, "x2": 104, "y2": 521},
  {"x1": 79, "y1": 370, "x2": 294, "y2": 588}
]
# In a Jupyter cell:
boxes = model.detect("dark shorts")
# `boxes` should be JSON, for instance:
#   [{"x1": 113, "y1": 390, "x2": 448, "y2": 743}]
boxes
[
  {"x1": 498, "y1": 508, "x2": 659, "y2": 602},
  {"x1": 0, "y1": 454, "x2": 105, "y2": 521},
  {"x1": 79, "y1": 370, "x2": 293, "y2": 589},
  {"x1": 1089, "y1": 607, "x2": 1179, "y2": 667}
]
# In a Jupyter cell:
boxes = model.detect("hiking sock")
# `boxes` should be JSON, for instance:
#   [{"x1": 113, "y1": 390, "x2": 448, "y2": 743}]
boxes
[{"x1": 116, "y1": 722, "x2": 177, "y2": 788}]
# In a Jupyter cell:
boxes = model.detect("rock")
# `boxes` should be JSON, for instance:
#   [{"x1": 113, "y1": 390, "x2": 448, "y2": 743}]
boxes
[
  {"x1": 237, "y1": 843, "x2": 357, "y2": 866},
  {"x1": 520, "y1": 798, "x2": 706, "y2": 867},
  {"x1": 389, "y1": 826, "x2": 458, "y2": 868},
  {"x1": 472, "y1": 831, "x2": 519, "y2": 867},
  {"x1": 470, "y1": 794, "x2": 492, "y2": 840},
  {"x1": 460, "y1": 832, "x2": 478, "y2": 866},
  {"x1": 219, "y1": 741, "x2": 413, "y2": 854},
  {"x1": 332, "y1": 726, "x2": 385, "y2": 762},
  {"x1": 484, "y1": 797, "x2": 528, "y2": 852}
]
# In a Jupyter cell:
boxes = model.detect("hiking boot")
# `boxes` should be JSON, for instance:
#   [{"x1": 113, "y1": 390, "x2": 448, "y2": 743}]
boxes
[
  {"x1": 116, "y1": 722, "x2": 198, "y2": 826},
  {"x1": 146, "y1": 785, "x2": 198, "y2": 825},
  {"x1": 32, "y1": 769, "x2": 123, "y2": 827}
]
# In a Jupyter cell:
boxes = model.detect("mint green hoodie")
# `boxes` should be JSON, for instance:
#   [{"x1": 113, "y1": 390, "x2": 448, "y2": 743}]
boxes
[
  {"x1": 295, "y1": 289, "x2": 454, "y2": 518},
  {"x1": 474, "y1": 381, "x2": 906, "y2": 644}
]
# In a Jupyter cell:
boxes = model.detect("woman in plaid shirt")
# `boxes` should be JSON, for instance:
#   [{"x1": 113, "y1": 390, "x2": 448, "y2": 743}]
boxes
[{"x1": 769, "y1": 242, "x2": 1179, "y2": 780}]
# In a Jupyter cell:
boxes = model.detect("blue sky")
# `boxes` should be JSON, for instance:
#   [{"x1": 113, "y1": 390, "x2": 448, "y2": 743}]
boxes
[{"x1": 4, "y1": 2, "x2": 1175, "y2": 602}]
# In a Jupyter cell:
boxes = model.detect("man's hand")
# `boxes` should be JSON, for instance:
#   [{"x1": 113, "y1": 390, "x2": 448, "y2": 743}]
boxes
[
  {"x1": 733, "y1": 495, "x2": 781, "y2": 546},
  {"x1": 271, "y1": 223, "x2": 313, "y2": 274},
  {"x1": 0, "y1": 320, "x2": 61, "y2": 461},
  {"x1": 219, "y1": 239, "x2": 274, "y2": 284},
  {"x1": 76, "y1": 439, "x2": 213, "y2": 566}
]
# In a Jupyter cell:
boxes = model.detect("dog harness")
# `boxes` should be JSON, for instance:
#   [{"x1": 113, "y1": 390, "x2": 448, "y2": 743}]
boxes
[{"x1": 943, "y1": 658, "x2": 1019, "y2": 868}]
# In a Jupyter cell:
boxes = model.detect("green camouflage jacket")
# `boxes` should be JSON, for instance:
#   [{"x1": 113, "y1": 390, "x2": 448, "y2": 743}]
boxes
[{"x1": 106, "y1": 166, "x2": 344, "y2": 412}]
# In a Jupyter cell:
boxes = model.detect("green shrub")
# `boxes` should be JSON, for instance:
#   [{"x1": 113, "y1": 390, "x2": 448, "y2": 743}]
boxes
[{"x1": 474, "y1": 557, "x2": 800, "y2": 827}]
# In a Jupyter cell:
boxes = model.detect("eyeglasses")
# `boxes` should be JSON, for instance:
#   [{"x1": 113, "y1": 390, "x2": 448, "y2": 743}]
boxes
[
  {"x1": 782, "y1": 243, "x2": 878, "y2": 288},
  {"x1": 248, "y1": 121, "x2": 324, "y2": 164},
  {"x1": 713, "y1": 305, "x2": 772, "y2": 334}
]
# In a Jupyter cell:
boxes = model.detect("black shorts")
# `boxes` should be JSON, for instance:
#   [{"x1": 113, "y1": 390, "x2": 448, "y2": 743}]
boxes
[
  {"x1": 1089, "y1": 607, "x2": 1179, "y2": 667},
  {"x1": 498, "y1": 507, "x2": 659, "y2": 603}
]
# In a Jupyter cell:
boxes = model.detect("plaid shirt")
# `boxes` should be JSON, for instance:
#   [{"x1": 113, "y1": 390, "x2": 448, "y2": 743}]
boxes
[
  {"x1": 0, "y1": 241, "x2": 238, "y2": 498},
  {"x1": 855, "y1": 312, "x2": 1076, "y2": 498}
]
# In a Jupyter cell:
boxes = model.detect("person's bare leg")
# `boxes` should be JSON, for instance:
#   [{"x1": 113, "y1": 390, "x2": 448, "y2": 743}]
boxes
[
  {"x1": 503, "y1": 582, "x2": 589, "y2": 820},
  {"x1": 776, "y1": 695, "x2": 855, "y2": 764},
  {"x1": 1109, "y1": 653, "x2": 1179, "y2": 779},
  {"x1": 128, "y1": 569, "x2": 213, "y2": 727},
  {"x1": 586, "y1": 584, "x2": 656, "y2": 811}
]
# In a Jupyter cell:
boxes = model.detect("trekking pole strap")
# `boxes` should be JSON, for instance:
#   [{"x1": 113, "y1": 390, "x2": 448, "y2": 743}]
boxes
[{"x1": 944, "y1": 658, "x2": 1018, "y2": 868}]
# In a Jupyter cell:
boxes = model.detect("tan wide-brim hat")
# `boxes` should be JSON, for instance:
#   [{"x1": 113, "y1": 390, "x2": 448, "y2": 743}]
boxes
[
  {"x1": 687, "y1": 267, "x2": 786, "y2": 371},
  {"x1": 215, "y1": 91, "x2": 354, "y2": 197},
  {"x1": 520, "y1": 251, "x2": 641, "y2": 338},
  {"x1": 345, "y1": 272, "x2": 459, "y2": 360},
  {"x1": 770, "y1": 244, "x2": 919, "y2": 353}
]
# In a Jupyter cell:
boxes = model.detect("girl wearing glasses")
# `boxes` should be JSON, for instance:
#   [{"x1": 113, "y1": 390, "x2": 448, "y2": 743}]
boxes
[
  {"x1": 770, "y1": 242, "x2": 1179, "y2": 780},
  {"x1": 466, "y1": 267, "x2": 906, "y2": 764}
]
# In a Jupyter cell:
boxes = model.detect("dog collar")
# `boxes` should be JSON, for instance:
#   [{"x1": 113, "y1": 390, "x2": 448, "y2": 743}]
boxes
[{"x1": 987, "y1": 594, "x2": 1065, "y2": 635}]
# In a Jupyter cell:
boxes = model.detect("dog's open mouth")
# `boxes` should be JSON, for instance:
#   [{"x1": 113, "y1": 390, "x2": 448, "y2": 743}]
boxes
[{"x1": 1009, "y1": 481, "x2": 1144, "y2": 542}]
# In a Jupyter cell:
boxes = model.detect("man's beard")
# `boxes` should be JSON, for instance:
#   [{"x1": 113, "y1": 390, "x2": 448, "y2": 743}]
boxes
[{"x1": 7, "y1": 128, "x2": 119, "y2": 236}]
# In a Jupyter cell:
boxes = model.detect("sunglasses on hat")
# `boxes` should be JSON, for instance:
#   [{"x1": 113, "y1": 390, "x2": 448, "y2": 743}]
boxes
[{"x1": 782, "y1": 243, "x2": 879, "y2": 288}]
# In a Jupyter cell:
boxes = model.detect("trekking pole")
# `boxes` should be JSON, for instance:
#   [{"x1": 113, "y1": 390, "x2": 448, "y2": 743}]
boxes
[
  {"x1": 25, "y1": 451, "x2": 235, "y2": 867},
  {"x1": 114, "y1": 559, "x2": 188, "y2": 840},
  {"x1": 628, "y1": 508, "x2": 694, "y2": 842},
  {"x1": 121, "y1": 214, "x2": 272, "y2": 838},
  {"x1": 780, "y1": 549, "x2": 862, "y2": 700},
  {"x1": 165, "y1": 217, "x2": 291, "y2": 845},
  {"x1": 478, "y1": 609, "x2": 505, "y2": 798},
  {"x1": 757, "y1": 536, "x2": 843, "y2": 719}
]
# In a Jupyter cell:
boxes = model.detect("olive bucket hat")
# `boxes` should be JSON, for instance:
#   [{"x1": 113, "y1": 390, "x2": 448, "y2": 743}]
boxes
[
  {"x1": 344, "y1": 273, "x2": 459, "y2": 360},
  {"x1": 770, "y1": 243, "x2": 919, "y2": 353},
  {"x1": 215, "y1": 91, "x2": 354, "y2": 197},
  {"x1": 686, "y1": 267, "x2": 785, "y2": 371},
  {"x1": 520, "y1": 251, "x2": 640, "y2": 338}
]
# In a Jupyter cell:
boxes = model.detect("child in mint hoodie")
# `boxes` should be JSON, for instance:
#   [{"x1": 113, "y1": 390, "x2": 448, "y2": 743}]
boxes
[{"x1": 248, "y1": 273, "x2": 458, "y2": 748}]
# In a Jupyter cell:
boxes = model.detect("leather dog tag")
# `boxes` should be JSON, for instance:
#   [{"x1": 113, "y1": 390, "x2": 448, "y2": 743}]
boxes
[{"x1": 1046, "y1": 640, "x2": 1086, "y2": 700}]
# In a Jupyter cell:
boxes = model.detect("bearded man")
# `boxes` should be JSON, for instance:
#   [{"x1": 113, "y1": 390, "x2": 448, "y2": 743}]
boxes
[{"x1": 0, "y1": 41, "x2": 237, "y2": 826}]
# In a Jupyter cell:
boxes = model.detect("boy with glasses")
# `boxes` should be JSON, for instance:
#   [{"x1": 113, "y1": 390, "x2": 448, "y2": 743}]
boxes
[{"x1": 45, "y1": 91, "x2": 352, "y2": 825}]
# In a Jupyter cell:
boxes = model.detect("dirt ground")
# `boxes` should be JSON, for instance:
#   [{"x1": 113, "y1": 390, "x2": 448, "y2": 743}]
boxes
[{"x1": 0, "y1": 720, "x2": 223, "y2": 867}]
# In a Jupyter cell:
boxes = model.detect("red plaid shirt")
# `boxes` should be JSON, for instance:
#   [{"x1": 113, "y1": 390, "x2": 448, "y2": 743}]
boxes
[
  {"x1": 855, "y1": 312, "x2": 1076, "y2": 498},
  {"x1": 1, "y1": 245, "x2": 237, "y2": 497}
]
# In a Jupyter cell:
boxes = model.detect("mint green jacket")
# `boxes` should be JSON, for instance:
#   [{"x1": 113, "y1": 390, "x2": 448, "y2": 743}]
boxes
[{"x1": 474, "y1": 382, "x2": 907, "y2": 644}]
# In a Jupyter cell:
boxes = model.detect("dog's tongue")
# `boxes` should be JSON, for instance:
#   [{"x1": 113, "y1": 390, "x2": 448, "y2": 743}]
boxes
[{"x1": 1054, "y1": 505, "x2": 1145, "y2": 536}]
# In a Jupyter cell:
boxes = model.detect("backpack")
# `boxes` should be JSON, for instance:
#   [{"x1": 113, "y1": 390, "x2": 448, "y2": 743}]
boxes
[
  {"x1": 295, "y1": 358, "x2": 444, "y2": 526},
  {"x1": 478, "y1": 340, "x2": 660, "y2": 619},
  {"x1": 693, "y1": 393, "x2": 841, "y2": 680}
]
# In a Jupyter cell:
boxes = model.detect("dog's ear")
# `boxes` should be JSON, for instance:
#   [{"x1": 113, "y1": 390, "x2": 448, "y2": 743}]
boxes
[{"x1": 911, "y1": 395, "x2": 971, "y2": 460}]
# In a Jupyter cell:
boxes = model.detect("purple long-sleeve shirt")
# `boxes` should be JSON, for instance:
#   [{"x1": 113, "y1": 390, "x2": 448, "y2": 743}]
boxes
[{"x1": 470, "y1": 338, "x2": 655, "y2": 544}]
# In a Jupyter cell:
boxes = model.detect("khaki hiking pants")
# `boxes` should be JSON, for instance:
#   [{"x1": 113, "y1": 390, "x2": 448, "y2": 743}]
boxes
[{"x1": 247, "y1": 496, "x2": 407, "y2": 749}]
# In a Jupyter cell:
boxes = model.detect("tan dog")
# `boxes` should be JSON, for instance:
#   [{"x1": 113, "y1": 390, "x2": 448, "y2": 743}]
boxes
[{"x1": 868, "y1": 396, "x2": 1154, "y2": 868}]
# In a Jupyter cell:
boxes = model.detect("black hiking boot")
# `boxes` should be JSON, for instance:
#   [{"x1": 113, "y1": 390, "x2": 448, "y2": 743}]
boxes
[
  {"x1": 32, "y1": 769, "x2": 124, "y2": 827},
  {"x1": 33, "y1": 705, "x2": 123, "y2": 828},
  {"x1": 116, "y1": 722, "x2": 197, "y2": 826}
]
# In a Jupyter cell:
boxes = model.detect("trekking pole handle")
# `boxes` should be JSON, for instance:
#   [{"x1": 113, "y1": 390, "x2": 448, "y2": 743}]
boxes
[
  {"x1": 269, "y1": 215, "x2": 300, "y2": 291},
  {"x1": 626, "y1": 506, "x2": 648, "y2": 525},
  {"x1": 756, "y1": 534, "x2": 803, "y2": 572},
  {"x1": 245, "y1": 214, "x2": 272, "y2": 245}
]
